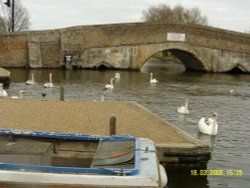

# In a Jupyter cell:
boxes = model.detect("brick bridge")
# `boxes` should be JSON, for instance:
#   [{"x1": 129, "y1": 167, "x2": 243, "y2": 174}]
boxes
[{"x1": 0, "y1": 22, "x2": 250, "y2": 72}]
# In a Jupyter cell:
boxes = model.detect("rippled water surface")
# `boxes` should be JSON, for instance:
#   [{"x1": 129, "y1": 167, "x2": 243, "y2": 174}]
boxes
[{"x1": 4, "y1": 59, "x2": 250, "y2": 188}]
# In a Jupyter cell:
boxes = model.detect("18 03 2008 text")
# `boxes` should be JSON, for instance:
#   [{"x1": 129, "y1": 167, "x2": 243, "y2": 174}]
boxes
[{"x1": 190, "y1": 169, "x2": 243, "y2": 176}]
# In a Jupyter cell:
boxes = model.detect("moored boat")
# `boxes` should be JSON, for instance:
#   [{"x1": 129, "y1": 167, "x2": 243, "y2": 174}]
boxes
[{"x1": 0, "y1": 129, "x2": 167, "y2": 187}]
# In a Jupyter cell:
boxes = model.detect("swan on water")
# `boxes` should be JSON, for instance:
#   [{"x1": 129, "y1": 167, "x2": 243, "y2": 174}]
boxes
[
  {"x1": 149, "y1": 73, "x2": 158, "y2": 84},
  {"x1": 114, "y1": 73, "x2": 120, "y2": 80},
  {"x1": 0, "y1": 83, "x2": 8, "y2": 97},
  {"x1": 177, "y1": 99, "x2": 189, "y2": 115},
  {"x1": 229, "y1": 89, "x2": 234, "y2": 95},
  {"x1": 11, "y1": 90, "x2": 24, "y2": 99},
  {"x1": 43, "y1": 73, "x2": 54, "y2": 88},
  {"x1": 105, "y1": 78, "x2": 114, "y2": 90},
  {"x1": 198, "y1": 112, "x2": 218, "y2": 135},
  {"x1": 26, "y1": 73, "x2": 35, "y2": 85}
]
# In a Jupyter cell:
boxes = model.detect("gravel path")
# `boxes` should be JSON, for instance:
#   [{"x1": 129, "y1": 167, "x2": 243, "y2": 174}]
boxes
[{"x1": 0, "y1": 99, "x2": 197, "y2": 144}]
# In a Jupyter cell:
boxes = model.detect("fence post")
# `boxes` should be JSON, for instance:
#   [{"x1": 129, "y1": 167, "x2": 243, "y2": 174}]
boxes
[
  {"x1": 109, "y1": 116, "x2": 116, "y2": 136},
  {"x1": 60, "y1": 86, "x2": 64, "y2": 101}
]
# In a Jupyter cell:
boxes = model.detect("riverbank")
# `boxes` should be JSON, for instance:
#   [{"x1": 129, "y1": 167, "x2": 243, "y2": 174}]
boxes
[{"x1": 0, "y1": 99, "x2": 210, "y2": 164}]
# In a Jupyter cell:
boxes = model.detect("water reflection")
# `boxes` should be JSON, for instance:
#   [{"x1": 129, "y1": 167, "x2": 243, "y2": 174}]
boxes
[
  {"x1": 197, "y1": 132, "x2": 217, "y2": 148},
  {"x1": 165, "y1": 164, "x2": 209, "y2": 188}
]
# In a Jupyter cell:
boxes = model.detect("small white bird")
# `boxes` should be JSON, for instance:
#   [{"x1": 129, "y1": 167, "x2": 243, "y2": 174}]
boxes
[
  {"x1": 229, "y1": 89, "x2": 234, "y2": 95},
  {"x1": 177, "y1": 99, "x2": 189, "y2": 115},
  {"x1": 43, "y1": 73, "x2": 54, "y2": 88},
  {"x1": 198, "y1": 112, "x2": 218, "y2": 136},
  {"x1": 114, "y1": 73, "x2": 120, "y2": 80},
  {"x1": 149, "y1": 73, "x2": 158, "y2": 84},
  {"x1": 105, "y1": 78, "x2": 114, "y2": 90},
  {"x1": 0, "y1": 83, "x2": 8, "y2": 97},
  {"x1": 26, "y1": 73, "x2": 35, "y2": 85},
  {"x1": 11, "y1": 90, "x2": 25, "y2": 99}
]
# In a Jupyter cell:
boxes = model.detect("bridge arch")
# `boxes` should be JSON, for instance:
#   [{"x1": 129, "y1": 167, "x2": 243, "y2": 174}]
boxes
[{"x1": 138, "y1": 44, "x2": 208, "y2": 72}]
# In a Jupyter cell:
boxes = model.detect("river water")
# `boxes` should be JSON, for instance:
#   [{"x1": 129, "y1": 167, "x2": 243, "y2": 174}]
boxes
[{"x1": 4, "y1": 59, "x2": 250, "y2": 188}]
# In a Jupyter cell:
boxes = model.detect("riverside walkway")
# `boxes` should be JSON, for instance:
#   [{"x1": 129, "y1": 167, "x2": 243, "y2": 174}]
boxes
[{"x1": 0, "y1": 99, "x2": 210, "y2": 164}]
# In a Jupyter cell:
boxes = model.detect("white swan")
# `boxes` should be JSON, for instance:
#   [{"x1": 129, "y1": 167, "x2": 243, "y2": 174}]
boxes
[
  {"x1": 26, "y1": 73, "x2": 35, "y2": 85},
  {"x1": 43, "y1": 73, "x2": 54, "y2": 88},
  {"x1": 114, "y1": 73, "x2": 120, "y2": 80},
  {"x1": 198, "y1": 112, "x2": 218, "y2": 135},
  {"x1": 11, "y1": 90, "x2": 24, "y2": 99},
  {"x1": 149, "y1": 73, "x2": 158, "y2": 84},
  {"x1": 229, "y1": 89, "x2": 234, "y2": 95},
  {"x1": 0, "y1": 83, "x2": 8, "y2": 97},
  {"x1": 105, "y1": 78, "x2": 114, "y2": 90},
  {"x1": 177, "y1": 99, "x2": 189, "y2": 115}
]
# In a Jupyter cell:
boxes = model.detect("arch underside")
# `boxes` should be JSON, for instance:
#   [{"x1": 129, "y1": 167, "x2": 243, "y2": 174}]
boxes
[
  {"x1": 81, "y1": 63, "x2": 113, "y2": 70},
  {"x1": 92, "y1": 61, "x2": 114, "y2": 69},
  {"x1": 168, "y1": 49, "x2": 206, "y2": 71},
  {"x1": 228, "y1": 64, "x2": 248, "y2": 73},
  {"x1": 143, "y1": 48, "x2": 206, "y2": 72}
]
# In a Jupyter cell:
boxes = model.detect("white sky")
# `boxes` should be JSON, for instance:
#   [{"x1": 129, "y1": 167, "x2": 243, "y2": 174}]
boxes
[{"x1": 2, "y1": 0, "x2": 250, "y2": 32}]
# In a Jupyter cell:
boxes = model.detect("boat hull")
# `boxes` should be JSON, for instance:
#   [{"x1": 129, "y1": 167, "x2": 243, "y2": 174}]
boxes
[{"x1": 0, "y1": 129, "x2": 167, "y2": 187}]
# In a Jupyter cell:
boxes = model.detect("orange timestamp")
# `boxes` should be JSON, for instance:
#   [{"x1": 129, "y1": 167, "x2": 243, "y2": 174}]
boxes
[{"x1": 190, "y1": 169, "x2": 243, "y2": 176}]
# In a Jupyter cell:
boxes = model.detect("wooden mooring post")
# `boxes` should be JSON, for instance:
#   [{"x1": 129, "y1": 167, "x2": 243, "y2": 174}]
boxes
[
  {"x1": 109, "y1": 116, "x2": 116, "y2": 136},
  {"x1": 60, "y1": 86, "x2": 64, "y2": 101}
]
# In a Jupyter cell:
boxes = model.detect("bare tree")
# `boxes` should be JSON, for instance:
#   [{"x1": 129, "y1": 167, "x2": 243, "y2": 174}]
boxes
[
  {"x1": 142, "y1": 4, "x2": 172, "y2": 23},
  {"x1": 0, "y1": 16, "x2": 7, "y2": 31},
  {"x1": 0, "y1": 0, "x2": 30, "y2": 32},
  {"x1": 142, "y1": 3, "x2": 208, "y2": 25}
]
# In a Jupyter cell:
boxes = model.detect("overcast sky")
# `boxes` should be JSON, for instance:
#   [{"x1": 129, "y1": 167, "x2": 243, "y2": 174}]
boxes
[{"x1": 2, "y1": 0, "x2": 250, "y2": 32}]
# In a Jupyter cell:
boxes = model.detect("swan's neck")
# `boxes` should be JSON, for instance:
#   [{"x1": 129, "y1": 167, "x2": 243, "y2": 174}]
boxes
[
  {"x1": 211, "y1": 118, "x2": 217, "y2": 134},
  {"x1": 31, "y1": 73, "x2": 35, "y2": 82},
  {"x1": 150, "y1": 74, "x2": 153, "y2": 80},
  {"x1": 185, "y1": 101, "x2": 188, "y2": 109},
  {"x1": 110, "y1": 79, "x2": 114, "y2": 86},
  {"x1": 101, "y1": 95, "x2": 105, "y2": 102},
  {"x1": 49, "y1": 74, "x2": 53, "y2": 83},
  {"x1": 19, "y1": 92, "x2": 23, "y2": 99}
]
